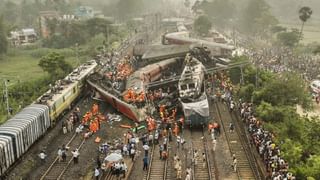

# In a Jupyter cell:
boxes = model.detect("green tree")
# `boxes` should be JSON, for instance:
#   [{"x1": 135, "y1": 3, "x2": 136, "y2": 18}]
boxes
[
  {"x1": 0, "y1": 17, "x2": 8, "y2": 56},
  {"x1": 253, "y1": 73, "x2": 310, "y2": 108},
  {"x1": 38, "y1": 52, "x2": 72, "y2": 78},
  {"x1": 116, "y1": 0, "x2": 143, "y2": 21},
  {"x1": 270, "y1": 25, "x2": 287, "y2": 34},
  {"x1": 239, "y1": 0, "x2": 278, "y2": 36},
  {"x1": 194, "y1": 15, "x2": 212, "y2": 36},
  {"x1": 313, "y1": 45, "x2": 320, "y2": 54},
  {"x1": 198, "y1": 0, "x2": 235, "y2": 28},
  {"x1": 277, "y1": 29, "x2": 300, "y2": 47},
  {"x1": 85, "y1": 18, "x2": 113, "y2": 38},
  {"x1": 299, "y1": 7, "x2": 312, "y2": 41}
]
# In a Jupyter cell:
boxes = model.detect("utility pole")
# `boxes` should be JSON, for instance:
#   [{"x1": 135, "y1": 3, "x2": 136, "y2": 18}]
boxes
[
  {"x1": 4, "y1": 79, "x2": 10, "y2": 117},
  {"x1": 75, "y1": 43, "x2": 79, "y2": 67}
]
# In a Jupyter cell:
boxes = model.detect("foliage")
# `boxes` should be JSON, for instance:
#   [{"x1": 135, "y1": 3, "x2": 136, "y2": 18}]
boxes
[
  {"x1": 0, "y1": 76, "x2": 53, "y2": 124},
  {"x1": 298, "y1": 7, "x2": 313, "y2": 42},
  {"x1": 0, "y1": 17, "x2": 8, "y2": 56},
  {"x1": 299, "y1": 7, "x2": 313, "y2": 23},
  {"x1": 38, "y1": 52, "x2": 72, "y2": 78},
  {"x1": 196, "y1": 0, "x2": 235, "y2": 28},
  {"x1": 239, "y1": 0, "x2": 278, "y2": 36},
  {"x1": 228, "y1": 56, "x2": 251, "y2": 84},
  {"x1": 238, "y1": 84, "x2": 255, "y2": 102},
  {"x1": 29, "y1": 48, "x2": 74, "y2": 59},
  {"x1": 281, "y1": 139, "x2": 303, "y2": 165},
  {"x1": 276, "y1": 29, "x2": 300, "y2": 47},
  {"x1": 270, "y1": 25, "x2": 287, "y2": 34},
  {"x1": 116, "y1": 0, "x2": 143, "y2": 21},
  {"x1": 238, "y1": 63, "x2": 320, "y2": 177},
  {"x1": 313, "y1": 45, "x2": 320, "y2": 54},
  {"x1": 194, "y1": 15, "x2": 212, "y2": 36},
  {"x1": 253, "y1": 73, "x2": 310, "y2": 108},
  {"x1": 43, "y1": 18, "x2": 114, "y2": 49}
]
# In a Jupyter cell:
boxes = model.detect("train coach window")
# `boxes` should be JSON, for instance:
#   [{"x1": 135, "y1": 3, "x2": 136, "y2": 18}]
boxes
[
  {"x1": 52, "y1": 104, "x2": 56, "y2": 112},
  {"x1": 63, "y1": 96, "x2": 65, "y2": 102},
  {"x1": 73, "y1": 87, "x2": 76, "y2": 93},
  {"x1": 189, "y1": 83, "x2": 195, "y2": 89},
  {"x1": 181, "y1": 85, "x2": 187, "y2": 90}
]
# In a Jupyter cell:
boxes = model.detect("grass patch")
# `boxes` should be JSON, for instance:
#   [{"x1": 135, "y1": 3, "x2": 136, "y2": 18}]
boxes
[
  {"x1": 280, "y1": 23, "x2": 320, "y2": 44},
  {"x1": 0, "y1": 48, "x2": 88, "y2": 83}
]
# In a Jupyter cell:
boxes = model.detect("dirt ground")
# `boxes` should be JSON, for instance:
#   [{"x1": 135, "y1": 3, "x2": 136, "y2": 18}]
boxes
[
  {"x1": 296, "y1": 102, "x2": 320, "y2": 119},
  {"x1": 6, "y1": 97, "x2": 136, "y2": 180}
]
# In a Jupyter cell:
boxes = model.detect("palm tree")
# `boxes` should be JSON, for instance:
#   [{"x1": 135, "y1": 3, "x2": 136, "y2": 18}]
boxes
[{"x1": 298, "y1": 6, "x2": 312, "y2": 41}]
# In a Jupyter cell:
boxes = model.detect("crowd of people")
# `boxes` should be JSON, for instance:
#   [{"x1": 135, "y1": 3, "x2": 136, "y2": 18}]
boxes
[
  {"x1": 239, "y1": 102, "x2": 295, "y2": 179},
  {"x1": 246, "y1": 46, "x2": 320, "y2": 82}
]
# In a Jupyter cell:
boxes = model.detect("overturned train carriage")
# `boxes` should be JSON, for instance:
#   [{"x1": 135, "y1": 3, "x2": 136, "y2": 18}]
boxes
[{"x1": 0, "y1": 104, "x2": 50, "y2": 177}]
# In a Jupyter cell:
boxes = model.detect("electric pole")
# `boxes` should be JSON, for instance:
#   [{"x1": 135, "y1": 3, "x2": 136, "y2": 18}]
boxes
[{"x1": 4, "y1": 79, "x2": 10, "y2": 117}]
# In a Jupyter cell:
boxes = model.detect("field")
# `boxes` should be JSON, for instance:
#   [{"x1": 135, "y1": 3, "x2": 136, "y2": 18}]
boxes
[
  {"x1": 280, "y1": 23, "x2": 320, "y2": 44},
  {"x1": 0, "y1": 47, "x2": 89, "y2": 123},
  {"x1": 0, "y1": 48, "x2": 87, "y2": 83}
]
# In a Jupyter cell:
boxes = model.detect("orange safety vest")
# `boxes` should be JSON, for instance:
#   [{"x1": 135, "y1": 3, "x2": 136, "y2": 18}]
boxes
[{"x1": 173, "y1": 124, "x2": 179, "y2": 136}]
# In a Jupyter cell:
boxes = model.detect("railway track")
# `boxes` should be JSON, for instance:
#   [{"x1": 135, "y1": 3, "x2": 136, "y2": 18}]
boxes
[
  {"x1": 40, "y1": 133, "x2": 85, "y2": 180},
  {"x1": 214, "y1": 102, "x2": 260, "y2": 180},
  {"x1": 189, "y1": 129, "x2": 215, "y2": 180},
  {"x1": 144, "y1": 142, "x2": 168, "y2": 180}
]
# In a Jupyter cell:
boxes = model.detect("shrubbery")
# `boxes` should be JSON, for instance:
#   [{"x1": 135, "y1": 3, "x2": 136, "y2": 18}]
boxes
[{"x1": 231, "y1": 56, "x2": 320, "y2": 179}]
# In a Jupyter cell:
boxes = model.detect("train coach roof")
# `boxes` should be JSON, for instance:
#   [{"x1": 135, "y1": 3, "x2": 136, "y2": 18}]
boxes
[
  {"x1": 142, "y1": 45, "x2": 189, "y2": 61},
  {"x1": 2, "y1": 104, "x2": 48, "y2": 124},
  {"x1": 36, "y1": 60, "x2": 97, "y2": 105}
]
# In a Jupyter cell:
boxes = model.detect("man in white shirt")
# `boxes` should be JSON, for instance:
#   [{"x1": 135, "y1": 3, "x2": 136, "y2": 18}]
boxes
[
  {"x1": 57, "y1": 148, "x2": 62, "y2": 162},
  {"x1": 120, "y1": 161, "x2": 127, "y2": 178},
  {"x1": 38, "y1": 151, "x2": 47, "y2": 163},
  {"x1": 130, "y1": 148, "x2": 135, "y2": 161},
  {"x1": 185, "y1": 171, "x2": 191, "y2": 180},
  {"x1": 94, "y1": 167, "x2": 100, "y2": 180},
  {"x1": 72, "y1": 149, "x2": 80, "y2": 164}
]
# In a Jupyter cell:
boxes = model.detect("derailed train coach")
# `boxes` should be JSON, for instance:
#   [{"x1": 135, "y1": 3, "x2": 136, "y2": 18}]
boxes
[{"x1": 0, "y1": 104, "x2": 50, "y2": 176}]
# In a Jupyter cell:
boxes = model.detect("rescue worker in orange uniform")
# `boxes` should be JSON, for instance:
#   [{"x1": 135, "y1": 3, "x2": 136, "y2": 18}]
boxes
[
  {"x1": 92, "y1": 103, "x2": 99, "y2": 115},
  {"x1": 171, "y1": 108, "x2": 177, "y2": 121},
  {"x1": 82, "y1": 112, "x2": 92, "y2": 124},
  {"x1": 173, "y1": 123, "x2": 179, "y2": 136},
  {"x1": 208, "y1": 122, "x2": 214, "y2": 134}
]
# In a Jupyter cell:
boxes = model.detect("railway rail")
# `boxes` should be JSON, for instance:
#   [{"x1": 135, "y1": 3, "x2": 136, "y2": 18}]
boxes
[
  {"x1": 144, "y1": 142, "x2": 168, "y2": 180},
  {"x1": 213, "y1": 101, "x2": 261, "y2": 180},
  {"x1": 189, "y1": 128, "x2": 215, "y2": 180},
  {"x1": 39, "y1": 133, "x2": 85, "y2": 180}
]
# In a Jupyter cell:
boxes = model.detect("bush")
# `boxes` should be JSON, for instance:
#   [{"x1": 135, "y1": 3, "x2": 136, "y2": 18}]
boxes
[{"x1": 29, "y1": 48, "x2": 74, "y2": 58}]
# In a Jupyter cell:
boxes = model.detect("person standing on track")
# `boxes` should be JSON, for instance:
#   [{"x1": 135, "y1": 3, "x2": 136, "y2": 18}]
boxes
[
  {"x1": 229, "y1": 123, "x2": 235, "y2": 133},
  {"x1": 57, "y1": 148, "x2": 63, "y2": 162},
  {"x1": 159, "y1": 144, "x2": 164, "y2": 159},
  {"x1": 232, "y1": 154, "x2": 237, "y2": 172},
  {"x1": 120, "y1": 161, "x2": 127, "y2": 178},
  {"x1": 72, "y1": 149, "x2": 80, "y2": 164},
  {"x1": 185, "y1": 171, "x2": 191, "y2": 180},
  {"x1": 143, "y1": 156, "x2": 149, "y2": 171},
  {"x1": 176, "y1": 162, "x2": 182, "y2": 179},
  {"x1": 94, "y1": 167, "x2": 100, "y2": 180},
  {"x1": 130, "y1": 147, "x2": 135, "y2": 162},
  {"x1": 38, "y1": 150, "x2": 47, "y2": 164},
  {"x1": 186, "y1": 167, "x2": 192, "y2": 180},
  {"x1": 202, "y1": 152, "x2": 206, "y2": 168}
]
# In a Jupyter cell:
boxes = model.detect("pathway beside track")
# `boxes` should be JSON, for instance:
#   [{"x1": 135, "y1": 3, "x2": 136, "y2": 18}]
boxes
[
  {"x1": 214, "y1": 101, "x2": 259, "y2": 180},
  {"x1": 189, "y1": 128, "x2": 215, "y2": 180},
  {"x1": 144, "y1": 142, "x2": 168, "y2": 180}
]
